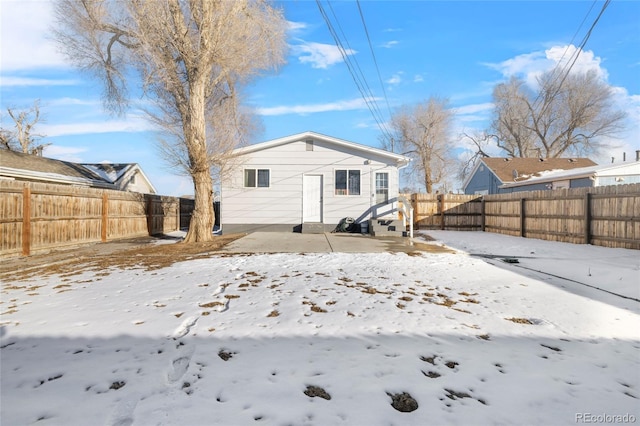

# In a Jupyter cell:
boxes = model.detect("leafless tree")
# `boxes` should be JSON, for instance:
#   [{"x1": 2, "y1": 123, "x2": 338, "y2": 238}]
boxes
[
  {"x1": 154, "y1": 90, "x2": 262, "y2": 189},
  {"x1": 491, "y1": 70, "x2": 626, "y2": 158},
  {"x1": 53, "y1": 0, "x2": 287, "y2": 242},
  {"x1": 389, "y1": 97, "x2": 456, "y2": 194},
  {"x1": 1, "y1": 100, "x2": 48, "y2": 155},
  {"x1": 457, "y1": 131, "x2": 493, "y2": 182}
]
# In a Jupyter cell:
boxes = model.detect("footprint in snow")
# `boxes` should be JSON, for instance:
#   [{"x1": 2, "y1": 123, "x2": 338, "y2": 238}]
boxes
[
  {"x1": 167, "y1": 344, "x2": 195, "y2": 383},
  {"x1": 212, "y1": 284, "x2": 227, "y2": 296},
  {"x1": 172, "y1": 316, "x2": 198, "y2": 339},
  {"x1": 107, "y1": 393, "x2": 140, "y2": 426}
]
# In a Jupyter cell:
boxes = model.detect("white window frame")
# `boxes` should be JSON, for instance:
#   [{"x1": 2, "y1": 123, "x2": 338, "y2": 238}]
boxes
[
  {"x1": 334, "y1": 169, "x2": 361, "y2": 196},
  {"x1": 243, "y1": 168, "x2": 271, "y2": 188}
]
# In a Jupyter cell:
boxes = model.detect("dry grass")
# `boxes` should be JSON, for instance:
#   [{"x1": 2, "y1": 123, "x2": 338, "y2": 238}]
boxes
[
  {"x1": 505, "y1": 317, "x2": 534, "y2": 325},
  {"x1": 0, "y1": 234, "x2": 246, "y2": 282}
]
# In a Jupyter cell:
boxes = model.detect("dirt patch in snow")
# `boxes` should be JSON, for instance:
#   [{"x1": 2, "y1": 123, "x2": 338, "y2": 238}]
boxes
[{"x1": 0, "y1": 234, "x2": 246, "y2": 282}]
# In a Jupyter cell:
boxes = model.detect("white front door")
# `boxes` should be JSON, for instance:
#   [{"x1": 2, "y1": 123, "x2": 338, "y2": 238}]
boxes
[{"x1": 303, "y1": 175, "x2": 323, "y2": 222}]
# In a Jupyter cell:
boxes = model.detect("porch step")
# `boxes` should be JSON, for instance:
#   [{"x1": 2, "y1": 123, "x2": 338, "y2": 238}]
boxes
[
  {"x1": 302, "y1": 222, "x2": 325, "y2": 234},
  {"x1": 369, "y1": 219, "x2": 407, "y2": 237}
]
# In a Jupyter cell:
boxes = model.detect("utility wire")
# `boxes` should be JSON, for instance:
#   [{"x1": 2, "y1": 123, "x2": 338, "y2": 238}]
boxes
[
  {"x1": 532, "y1": 0, "x2": 610, "y2": 115},
  {"x1": 356, "y1": 0, "x2": 394, "y2": 129},
  {"x1": 315, "y1": 0, "x2": 395, "y2": 145},
  {"x1": 326, "y1": 1, "x2": 394, "y2": 143}
]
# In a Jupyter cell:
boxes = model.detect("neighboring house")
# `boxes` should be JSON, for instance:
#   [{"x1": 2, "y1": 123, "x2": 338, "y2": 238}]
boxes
[
  {"x1": 463, "y1": 157, "x2": 597, "y2": 195},
  {"x1": 500, "y1": 160, "x2": 640, "y2": 192},
  {"x1": 0, "y1": 150, "x2": 157, "y2": 194},
  {"x1": 220, "y1": 131, "x2": 411, "y2": 233},
  {"x1": 81, "y1": 163, "x2": 157, "y2": 194}
]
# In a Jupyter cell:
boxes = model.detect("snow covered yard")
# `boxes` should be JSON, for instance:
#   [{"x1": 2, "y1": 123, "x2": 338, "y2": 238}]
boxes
[{"x1": 1, "y1": 232, "x2": 639, "y2": 426}]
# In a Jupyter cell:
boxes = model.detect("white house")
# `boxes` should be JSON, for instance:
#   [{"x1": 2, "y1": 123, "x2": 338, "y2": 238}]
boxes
[{"x1": 220, "y1": 131, "x2": 411, "y2": 233}]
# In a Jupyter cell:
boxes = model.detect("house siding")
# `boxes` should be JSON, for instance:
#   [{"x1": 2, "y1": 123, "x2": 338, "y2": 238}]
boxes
[
  {"x1": 221, "y1": 138, "x2": 401, "y2": 232},
  {"x1": 464, "y1": 166, "x2": 502, "y2": 195}
]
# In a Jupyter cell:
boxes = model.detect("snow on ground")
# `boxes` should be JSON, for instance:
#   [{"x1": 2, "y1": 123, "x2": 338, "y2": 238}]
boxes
[{"x1": 1, "y1": 232, "x2": 639, "y2": 426}]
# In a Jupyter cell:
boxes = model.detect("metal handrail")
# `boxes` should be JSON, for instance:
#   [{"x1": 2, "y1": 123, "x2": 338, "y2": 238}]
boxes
[{"x1": 397, "y1": 195, "x2": 414, "y2": 238}]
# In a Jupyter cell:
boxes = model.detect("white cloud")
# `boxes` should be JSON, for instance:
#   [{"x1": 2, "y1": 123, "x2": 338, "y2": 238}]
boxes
[
  {"x1": 46, "y1": 97, "x2": 100, "y2": 107},
  {"x1": 0, "y1": 76, "x2": 78, "y2": 87},
  {"x1": 413, "y1": 75, "x2": 424, "y2": 83},
  {"x1": 383, "y1": 28, "x2": 402, "y2": 33},
  {"x1": 455, "y1": 102, "x2": 494, "y2": 123},
  {"x1": 256, "y1": 98, "x2": 378, "y2": 116},
  {"x1": 291, "y1": 42, "x2": 356, "y2": 69},
  {"x1": 484, "y1": 44, "x2": 608, "y2": 88},
  {"x1": 0, "y1": 0, "x2": 68, "y2": 71},
  {"x1": 545, "y1": 45, "x2": 607, "y2": 80},
  {"x1": 40, "y1": 117, "x2": 156, "y2": 137},
  {"x1": 287, "y1": 21, "x2": 307, "y2": 32},
  {"x1": 380, "y1": 41, "x2": 398, "y2": 49},
  {"x1": 386, "y1": 72, "x2": 403, "y2": 85},
  {"x1": 43, "y1": 145, "x2": 87, "y2": 162}
]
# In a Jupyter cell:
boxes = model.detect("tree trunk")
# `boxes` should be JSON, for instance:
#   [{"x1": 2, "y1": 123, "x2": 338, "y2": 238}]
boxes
[
  {"x1": 184, "y1": 168, "x2": 214, "y2": 242},
  {"x1": 183, "y1": 80, "x2": 215, "y2": 243}
]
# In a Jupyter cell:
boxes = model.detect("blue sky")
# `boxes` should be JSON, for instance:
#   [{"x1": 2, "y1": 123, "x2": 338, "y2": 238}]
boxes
[{"x1": 1, "y1": 0, "x2": 639, "y2": 195}]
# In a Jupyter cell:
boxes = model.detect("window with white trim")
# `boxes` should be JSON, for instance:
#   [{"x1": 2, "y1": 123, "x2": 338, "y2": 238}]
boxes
[
  {"x1": 335, "y1": 169, "x2": 360, "y2": 195},
  {"x1": 244, "y1": 169, "x2": 270, "y2": 188}
]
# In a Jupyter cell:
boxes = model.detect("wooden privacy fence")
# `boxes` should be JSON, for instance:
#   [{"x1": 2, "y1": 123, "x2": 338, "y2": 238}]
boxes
[
  {"x1": 0, "y1": 180, "x2": 194, "y2": 256},
  {"x1": 405, "y1": 183, "x2": 640, "y2": 249}
]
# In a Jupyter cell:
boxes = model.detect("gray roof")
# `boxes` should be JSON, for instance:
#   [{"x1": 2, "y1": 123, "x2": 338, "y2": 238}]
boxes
[{"x1": 0, "y1": 149, "x2": 129, "y2": 189}]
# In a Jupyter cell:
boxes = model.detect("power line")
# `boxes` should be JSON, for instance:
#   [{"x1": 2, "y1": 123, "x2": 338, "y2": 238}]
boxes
[
  {"x1": 533, "y1": 0, "x2": 611, "y2": 114},
  {"x1": 315, "y1": 0, "x2": 395, "y2": 145},
  {"x1": 356, "y1": 0, "x2": 393, "y2": 128}
]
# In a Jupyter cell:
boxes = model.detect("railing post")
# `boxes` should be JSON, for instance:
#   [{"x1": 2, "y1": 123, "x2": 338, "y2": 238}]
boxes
[
  {"x1": 584, "y1": 192, "x2": 592, "y2": 245},
  {"x1": 409, "y1": 207, "x2": 414, "y2": 238},
  {"x1": 439, "y1": 194, "x2": 445, "y2": 230},
  {"x1": 22, "y1": 186, "x2": 31, "y2": 256}
]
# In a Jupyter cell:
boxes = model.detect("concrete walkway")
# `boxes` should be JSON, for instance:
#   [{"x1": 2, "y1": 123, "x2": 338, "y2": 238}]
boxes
[{"x1": 220, "y1": 232, "x2": 452, "y2": 254}]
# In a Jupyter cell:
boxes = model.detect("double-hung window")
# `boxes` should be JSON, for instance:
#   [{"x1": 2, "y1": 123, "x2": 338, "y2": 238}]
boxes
[
  {"x1": 244, "y1": 169, "x2": 270, "y2": 188},
  {"x1": 335, "y1": 169, "x2": 360, "y2": 195}
]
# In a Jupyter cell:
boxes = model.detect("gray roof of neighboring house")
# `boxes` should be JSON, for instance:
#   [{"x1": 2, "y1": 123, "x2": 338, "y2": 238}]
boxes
[
  {"x1": 481, "y1": 157, "x2": 597, "y2": 183},
  {"x1": 0, "y1": 150, "x2": 155, "y2": 192},
  {"x1": 500, "y1": 160, "x2": 640, "y2": 188},
  {"x1": 0, "y1": 149, "x2": 115, "y2": 187}
]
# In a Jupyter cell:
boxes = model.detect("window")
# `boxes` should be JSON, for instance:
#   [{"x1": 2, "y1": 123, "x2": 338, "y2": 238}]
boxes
[
  {"x1": 244, "y1": 169, "x2": 270, "y2": 188},
  {"x1": 375, "y1": 172, "x2": 388, "y2": 203},
  {"x1": 335, "y1": 169, "x2": 360, "y2": 195}
]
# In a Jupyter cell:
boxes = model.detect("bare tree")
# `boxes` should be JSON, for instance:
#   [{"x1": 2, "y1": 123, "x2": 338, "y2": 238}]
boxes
[
  {"x1": 491, "y1": 70, "x2": 626, "y2": 158},
  {"x1": 457, "y1": 131, "x2": 493, "y2": 182},
  {"x1": 389, "y1": 97, "x2": 456, "y2": 194},
  {"x1": 53, "y1": 0, "x2": 287, "y2": 242},
  {"x1": 1, "y1": 100, "x2": 48, "y2": 155},
  {"x1": 155, "y1": 89, "x2": 262, "y2": 189}
]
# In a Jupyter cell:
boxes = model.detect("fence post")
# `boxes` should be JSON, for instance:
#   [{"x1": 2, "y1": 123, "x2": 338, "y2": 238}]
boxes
[
  {"x1": 439, "y1": 194, "x2": 445, "y2": 230},
  {"x1": 481, "y1": 197, "x2": 486, "y2": 232},
  {"x1": 175, "y1": 198, "x2": 180, "y2": 232},
  {"x1": 101, "y1": 192, "x2": 108, "y2": 242},
  {"x1": 520, "y1": 198, "x2": 526, "y2": 237},
  {"x1": 22, "y1": 186, "x2": 31, "y2": 256},
  {"x1": 584, "y1": 192, "x2": 592, "y2": 245}
]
